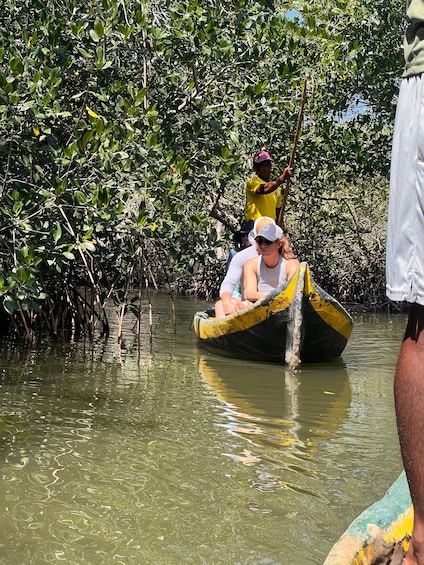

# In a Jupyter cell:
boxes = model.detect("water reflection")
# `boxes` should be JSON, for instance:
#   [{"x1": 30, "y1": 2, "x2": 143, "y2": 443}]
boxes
[
  {"x1": 0, "y1": 305, "x2": 408, "y2": 565},
  {"x1": 198, "y1": 355, "x2": 351, "y2": 493}
]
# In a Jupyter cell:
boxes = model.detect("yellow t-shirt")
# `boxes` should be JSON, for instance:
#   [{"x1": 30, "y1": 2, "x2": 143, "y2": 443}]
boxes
[{"x1": 244, "y1": 175, "x2": 281, "y2": 221}]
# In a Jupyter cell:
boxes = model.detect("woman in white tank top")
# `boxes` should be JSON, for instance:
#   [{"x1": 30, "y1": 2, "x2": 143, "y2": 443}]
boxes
[{"x1": 243, "y1": 223, "x2": 299, "y2": 304}]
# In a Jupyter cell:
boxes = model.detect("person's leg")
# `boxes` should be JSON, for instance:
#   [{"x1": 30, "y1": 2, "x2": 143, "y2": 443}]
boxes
[{"x1": 395, "y1": 304, "x2": 424, "y2": 564}]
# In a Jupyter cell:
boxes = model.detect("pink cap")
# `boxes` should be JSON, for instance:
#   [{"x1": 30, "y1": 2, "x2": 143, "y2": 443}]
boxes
[{"x1": 253, "y1": 150, "x2": 271, "y2": 165}]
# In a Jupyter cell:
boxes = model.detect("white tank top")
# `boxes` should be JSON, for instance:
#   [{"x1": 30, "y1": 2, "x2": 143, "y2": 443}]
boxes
[{"x1": 257, "y1": 255, "x2": 287, "y2": 292}]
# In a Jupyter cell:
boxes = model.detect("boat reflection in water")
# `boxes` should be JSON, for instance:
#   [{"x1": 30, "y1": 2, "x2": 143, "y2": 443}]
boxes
[{"x1": 197, "y1": 354, "x2": 351, "y2": 491}]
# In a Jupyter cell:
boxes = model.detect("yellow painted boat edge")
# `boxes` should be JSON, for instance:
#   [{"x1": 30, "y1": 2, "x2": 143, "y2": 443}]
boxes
[
  {"x1": 303, "y1": 265, "x2": 353, "y2": 341},
  {"x1": 194, "y1": 265, "x2": 302, "y2": 340},
  {"x1": 324, "y1": 472, "x2": 412, "y2": 565}
]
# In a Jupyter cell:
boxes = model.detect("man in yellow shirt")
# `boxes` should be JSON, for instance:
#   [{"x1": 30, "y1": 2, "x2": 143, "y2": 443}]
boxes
[{"x1": 241, "y1": 150, "x2": 294, "y2": 232}]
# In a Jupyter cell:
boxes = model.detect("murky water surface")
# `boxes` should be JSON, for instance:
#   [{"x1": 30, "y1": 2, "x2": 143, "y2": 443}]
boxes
[{"x1": 0, "y1": 297, "x2": 405, "y2": 564}]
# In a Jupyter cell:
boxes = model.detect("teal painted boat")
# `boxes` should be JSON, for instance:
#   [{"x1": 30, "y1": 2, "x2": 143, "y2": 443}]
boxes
[{"x1": 323, "y1": 472, "x2": 412, "y2": 565}]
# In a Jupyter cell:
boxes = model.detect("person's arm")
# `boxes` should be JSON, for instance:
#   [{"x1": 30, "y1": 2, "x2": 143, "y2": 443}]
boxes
[
  {"x1": 255, "y1": 166, "x2": 294, "y2": 195},
  {"x1": 217, "y1": 252, "x2": 246, "y2": 316},
  {"x1": 285, "y1": 258, "x2": 300, "y2": 280},
  {"x1": 243, "y1": 257, "x2": 268, "y2": 302},
  {"x1": 219, "y1": 291, "x2": 240, "y2": 316},
  {"x1": 220, "y1": 253, "x2": 243, "y2": 297}
]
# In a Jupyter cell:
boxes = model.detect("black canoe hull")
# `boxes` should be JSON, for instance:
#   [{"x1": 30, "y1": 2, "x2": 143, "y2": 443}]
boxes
[{"x1": 192, "y1": 263, "x2": 353, "y2": 365}]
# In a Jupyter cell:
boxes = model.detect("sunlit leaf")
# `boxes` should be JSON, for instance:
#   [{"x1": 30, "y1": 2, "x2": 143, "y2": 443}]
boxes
[{"x1": 86, "y1": 106, "x2": 99, "y2": 119}]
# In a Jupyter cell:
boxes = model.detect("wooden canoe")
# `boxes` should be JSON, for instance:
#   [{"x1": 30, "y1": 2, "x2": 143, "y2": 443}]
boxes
[
  {"x1": 192, "y1": 262, "x2": 353, "y2": 366},
  {"x1": 323, "y1": 472, "x2": 412, "y2": 565}
]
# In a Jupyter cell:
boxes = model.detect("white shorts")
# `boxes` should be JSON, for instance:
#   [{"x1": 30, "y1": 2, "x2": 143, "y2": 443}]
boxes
[{"x1": 386, "y1": 74, "x2": 424, "y2": 305}]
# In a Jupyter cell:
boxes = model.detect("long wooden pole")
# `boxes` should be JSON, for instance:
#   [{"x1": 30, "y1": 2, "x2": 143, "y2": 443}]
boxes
[{"x1": 277, "y1": 76, "x2": 308, "y2": 228}]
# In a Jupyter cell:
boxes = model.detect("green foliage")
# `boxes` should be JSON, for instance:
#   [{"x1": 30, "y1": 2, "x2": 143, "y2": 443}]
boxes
[{"x1": 0, "y1": 0, "x2": 406, "y2": 337}]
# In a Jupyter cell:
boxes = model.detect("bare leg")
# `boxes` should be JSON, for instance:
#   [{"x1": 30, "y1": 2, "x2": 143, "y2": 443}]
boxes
[{"x1": 395, "y1": 304, "x2": 424, "y2": 564}]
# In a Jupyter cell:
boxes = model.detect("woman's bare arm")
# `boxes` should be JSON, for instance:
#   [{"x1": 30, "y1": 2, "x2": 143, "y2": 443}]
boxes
[
  {"x1": 285, "y1": 258, "x2": 300, "y2": 280},
  {"x1": 243, "y1": 257, "x2": 268, "y2": 302}
]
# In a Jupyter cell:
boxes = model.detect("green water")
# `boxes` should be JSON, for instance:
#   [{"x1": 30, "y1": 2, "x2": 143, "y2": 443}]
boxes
[{"x1": 0, "y1": 297, "x2": 405, "y2": 564}]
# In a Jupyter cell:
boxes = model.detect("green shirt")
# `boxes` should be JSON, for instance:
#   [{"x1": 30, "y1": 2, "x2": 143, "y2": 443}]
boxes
[{"x1": 404, "y1": 0, "x2": 424, "y2": 76}]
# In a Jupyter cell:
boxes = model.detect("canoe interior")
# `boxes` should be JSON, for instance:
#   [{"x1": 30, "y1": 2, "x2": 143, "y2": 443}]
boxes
[
  {"x1": 323, "y1": 472, "x2": 412, "y2": 565},
  {"x1": 301, "y1": 286, "x2": 351, "y2": 362}
]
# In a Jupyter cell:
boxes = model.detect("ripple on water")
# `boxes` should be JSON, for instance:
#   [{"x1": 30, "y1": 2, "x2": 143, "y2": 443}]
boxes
[{"x1": 0, "y1": 307, "x2": 406, "y2": 565}]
